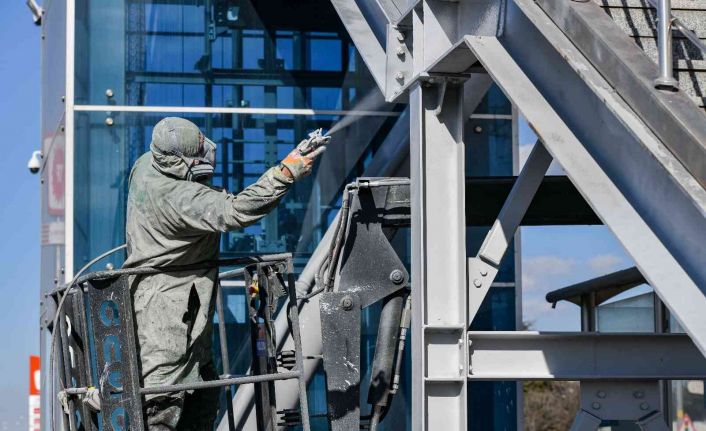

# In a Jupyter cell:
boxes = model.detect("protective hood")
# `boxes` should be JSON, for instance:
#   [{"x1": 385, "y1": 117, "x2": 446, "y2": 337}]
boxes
[{"x1": 150, "y1": 117, "x2": 216, "y2": 182}]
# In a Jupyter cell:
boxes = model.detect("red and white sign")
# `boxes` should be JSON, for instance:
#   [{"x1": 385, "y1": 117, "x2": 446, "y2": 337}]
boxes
[
  {"x1": 29, "y1": 356, "x2": 40, "y2": 431},
  {"x1": 41, "y1": 221, "x2": 65, "y2": 246},
  {"x1": 45, "y1": 134, "x2": 65, "y2": 216}
]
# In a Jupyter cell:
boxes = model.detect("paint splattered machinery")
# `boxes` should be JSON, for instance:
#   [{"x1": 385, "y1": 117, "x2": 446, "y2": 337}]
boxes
[{"x1": 50, "y1": 178, "x2": 411, "y2": 431}]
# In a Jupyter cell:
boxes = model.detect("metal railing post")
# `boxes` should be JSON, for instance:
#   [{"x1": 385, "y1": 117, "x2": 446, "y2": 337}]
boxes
[
  {"x1": 216, "y1": 280, "x2": 237, "y2": 431},
  {"x1": 654, "y1": 0, "x2": 679, "y2": 90}
]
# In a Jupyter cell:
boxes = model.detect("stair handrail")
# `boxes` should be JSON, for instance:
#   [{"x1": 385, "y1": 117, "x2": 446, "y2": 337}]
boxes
[
  {"x1": 644, "y1": 0, "x2": 706, "y2": 90},
  {"x1": 644, "y1": 0, "x2": 706, "y2": 55},
  {"x1": 653, "y1": 0, "x2": 679, "y2": 89}
]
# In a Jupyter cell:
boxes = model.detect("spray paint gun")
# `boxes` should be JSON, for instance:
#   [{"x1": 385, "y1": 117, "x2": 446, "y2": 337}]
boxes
[
  {"x1": 281, "y1": 128, "x2": 332, "y2": 180},
  {"x1": 297, "y1": 128, "x2": 331, "y2": 156}
]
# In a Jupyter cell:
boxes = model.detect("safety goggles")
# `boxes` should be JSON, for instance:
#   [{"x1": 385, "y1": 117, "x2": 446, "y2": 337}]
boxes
[{"x1": 183, "y1": 134, "x2": 217, "y2": 182}]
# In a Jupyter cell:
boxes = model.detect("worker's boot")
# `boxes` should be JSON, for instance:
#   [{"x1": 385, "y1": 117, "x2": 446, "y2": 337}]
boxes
[{"x1": 145, "y1": 396, "x2": 183, "y2": 430}]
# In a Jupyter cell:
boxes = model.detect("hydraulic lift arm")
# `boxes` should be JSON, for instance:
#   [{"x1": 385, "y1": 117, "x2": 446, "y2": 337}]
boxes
[{"x1": 316, "y1": 177, "x2": 411, "y2": 431}]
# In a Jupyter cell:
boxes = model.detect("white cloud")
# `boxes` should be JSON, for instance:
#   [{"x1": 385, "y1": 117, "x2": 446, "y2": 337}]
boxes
[
  {"x1": 521, "y1": 255, "x2": 577, "y2": 292},
  {"x1": 525, "y1": 255, "x2": 577, "y2": 276},
  {"x1": 522, "y1": 296, "x2": 552, "y2": 325},
  {"x1": 587, "y1": 254, "x2": 624, "y2": 274}
]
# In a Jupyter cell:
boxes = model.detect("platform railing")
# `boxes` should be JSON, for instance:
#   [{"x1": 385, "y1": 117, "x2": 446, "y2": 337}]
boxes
[{"x1": 51, "y1": 253, "x2": 310, "y2": 431}]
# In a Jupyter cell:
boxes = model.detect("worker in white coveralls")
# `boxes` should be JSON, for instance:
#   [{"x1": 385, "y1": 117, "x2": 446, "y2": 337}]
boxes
[{"x1": 122, "y1": 117, "x2": 329, "y2": 430}]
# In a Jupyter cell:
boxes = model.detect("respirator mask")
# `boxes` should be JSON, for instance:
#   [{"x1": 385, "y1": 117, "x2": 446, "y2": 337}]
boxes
[{"x1": 183, "y1": 133, "x2": 216, "y2": 182}]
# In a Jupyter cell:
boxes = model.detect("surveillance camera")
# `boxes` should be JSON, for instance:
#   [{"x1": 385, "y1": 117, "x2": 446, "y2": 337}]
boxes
[{"x1": 28, "y1": 150, "x2": 42, "y2": 174}]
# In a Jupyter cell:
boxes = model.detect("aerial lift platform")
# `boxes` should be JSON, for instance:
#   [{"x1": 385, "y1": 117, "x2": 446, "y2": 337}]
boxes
[{"x1": 50, "y1": 179, "x2": 413, "y2": 430}]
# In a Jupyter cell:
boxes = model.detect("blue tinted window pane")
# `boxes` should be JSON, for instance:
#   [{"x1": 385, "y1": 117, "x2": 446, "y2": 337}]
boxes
[
  {"x1": 469, "y1": 382, "x2": 518, "y2": 431},
  {"x1": 143, "y1": 83, "x2": 181, "y2": 105},
  {"x1": 348, "y1": 46, "x2": 357, "y2": 72},
  {"x1": 465, "y1": 118, "x2": 513, "y2": 177},
  {"x1": 310, "y1": 88, "x2": 342, "y2": 110},
  {"x1": 145, "y1": 4, "x2": 181, "y2": 32},
  {"x1": 211, "y1": 85, "x2": 227, "y2": 107},
  {"x1": 474, "y1": 84, "x2": 512, "y2": 115},
  {"x1": 277, "y1": 36, "x2": 294, "y2": 70},
  {"x1": 308, "y1": 37, "x2": 342, "y2": 71},
  {"x1": 183, "y1": 36, "x2": 206, "y2": 72},
  {"x1": 242, "y1": 86, "x2": 264, "y2": 108},
  {"x1": 243, "y1": 34, "x2": 264, "y2": 69},
  {"x1": 277, "y1": 87, "x2": 294, "y2": 109},
  {"x1": 144, "y1": 35, "x2": 184, "y2": 72},
  {"x1": 182, "y1": 5, "x2": 205, "y2": 33},
  {"x1": 76, "y1": 1, "x2": 373, "y2": 107},
  {"x1": 212, "y1": 36, "x2": 233, "y2": 69},
  {"x1": 74, "y1": 110, "x2": 388, "y2": 267},
  {"x1": 183, "y1": 85, "x2": 205, "y2": 106},
  {"x1": 142, "y1": 83, "x2": 205, "y2": 106}
]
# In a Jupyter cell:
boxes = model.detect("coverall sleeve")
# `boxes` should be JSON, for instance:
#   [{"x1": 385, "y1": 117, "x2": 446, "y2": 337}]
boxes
[{"x1": 163, "y1": 166, "x2": 294, "y2": 233}]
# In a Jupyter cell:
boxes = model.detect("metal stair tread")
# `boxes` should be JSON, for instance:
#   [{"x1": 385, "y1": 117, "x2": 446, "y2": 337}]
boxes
[
  {"x1": 628, "y1": 36, "x2": 706, "y2": 60},
  {"x1": 676, "y1": 59, "x2": 706, "y2": 69},
  {"x1": 595, "y1": 0, "x2": 706, "y2": 10},
  {"x1": 600, "y1": 9, "x2": 706, "y2": 39}
]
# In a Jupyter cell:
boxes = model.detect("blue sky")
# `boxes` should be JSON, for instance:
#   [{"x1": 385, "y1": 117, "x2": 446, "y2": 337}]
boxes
[{"x1": 0, "y1": 2, "x2": 41, "y2": 429}]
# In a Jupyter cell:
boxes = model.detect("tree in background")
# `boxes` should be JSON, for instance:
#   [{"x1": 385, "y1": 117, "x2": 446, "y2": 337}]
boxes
[
  {"x1": 522, "y1": 319, "x2": 580, "y2": 431},
  {"x1": 523, "y1": 380, "x2": 580, "y2": 430}
]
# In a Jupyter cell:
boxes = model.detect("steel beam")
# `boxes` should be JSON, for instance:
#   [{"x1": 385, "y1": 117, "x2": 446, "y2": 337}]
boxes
[
  {"x1": 462, "y1": 34, "x2": 706, "y2": 357},
  {"x1": 465, "y1": 176, "x2": 600, "y2": 226},
  {"x1": 410, "y1": 81, "x2": 467, "y2": 431},
  {"x1": 376, "y1": 0, "x2": 407, "y2": 23},
  {"x1": 579, "y1": 382, "x2": 670, "y2": 430},
  {"x1": 469, "y1": 141, "x2": 552, "y2": 324},
  {"x1": 479, "y1": 142, "x2": 552, "y2": 265},
  {"x1": 330, "y1": 0, "x2": 387, "y2": 92},
  {"x1": 569, "y1": 410, "x2": 602, "y2": 431},
  {"x1": 468, "y1": 332, "x2": 706, "y2": 380}
]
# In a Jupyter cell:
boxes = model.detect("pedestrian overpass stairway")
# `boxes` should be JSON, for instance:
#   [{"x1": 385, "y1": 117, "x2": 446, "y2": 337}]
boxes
[
  {"x1": 596, "y1": 0, "x2": 706, "y2": 110},
  {"x1": 220, "y1": 0, "x2": 706, "y2": 428},
  {"x1": 331, "y1": 0, "x2": 706, "y2": 370}
]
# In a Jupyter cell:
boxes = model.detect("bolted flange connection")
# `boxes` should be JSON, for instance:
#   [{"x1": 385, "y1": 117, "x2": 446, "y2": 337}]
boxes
[
  {"x1": 340, "y1": 296, "x2": 353, "y2": 310},
  {"x1": 390, "y1": 269, "x2": 405, "y2": 285}
]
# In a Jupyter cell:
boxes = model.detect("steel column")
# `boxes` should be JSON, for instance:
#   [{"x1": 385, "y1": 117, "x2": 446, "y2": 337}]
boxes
[
  {"x1": 410, "y1": 81, "x2": 467, "y2": 431},
  {"x1": 330, "y1": 0, "x2": 388, "y2": 91}
]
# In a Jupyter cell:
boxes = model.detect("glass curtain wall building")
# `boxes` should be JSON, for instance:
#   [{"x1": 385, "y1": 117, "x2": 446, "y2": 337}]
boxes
[{"x1": 39, "y1": 0, "x2": 520, "y2": 429}]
